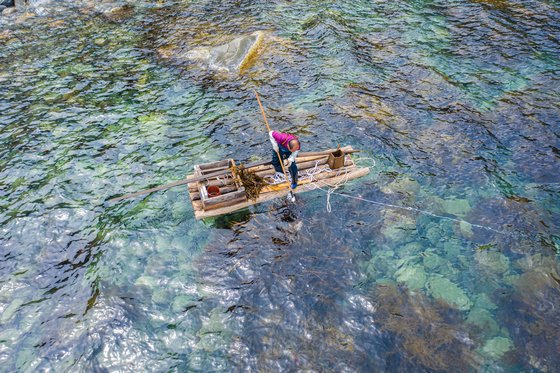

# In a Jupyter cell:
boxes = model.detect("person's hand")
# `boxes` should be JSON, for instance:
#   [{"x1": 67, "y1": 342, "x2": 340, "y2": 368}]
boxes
[
  {"x1": 291, "y1": 182, "x2": 297, "y2": 190},
  {"x1": 286, "y1": 152, "x2": 297, "y2": 167}
]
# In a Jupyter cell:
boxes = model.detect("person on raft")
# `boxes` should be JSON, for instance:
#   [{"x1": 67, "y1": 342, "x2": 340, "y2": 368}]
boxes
[{"x1": 269, "y1": 130, "x2": 300, "y2": 189}]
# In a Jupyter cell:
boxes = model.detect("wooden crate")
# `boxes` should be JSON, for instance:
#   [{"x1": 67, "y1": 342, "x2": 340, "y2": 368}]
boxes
[{"x1": 194, "y1": 159, "x2": 247, "y2": 211}]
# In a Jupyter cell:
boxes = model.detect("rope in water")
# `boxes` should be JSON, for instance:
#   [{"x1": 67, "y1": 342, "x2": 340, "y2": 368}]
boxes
[{"x1": 298, "y1": 158, "x2": 516, "y2": 236}]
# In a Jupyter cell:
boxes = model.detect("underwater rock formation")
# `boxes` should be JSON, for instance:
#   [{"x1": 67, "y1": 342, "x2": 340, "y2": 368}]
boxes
[
  {"x1": 180, "y1": 31, "x2": 265, "y2": 75},
  {"x1": 491, "y1": 253, "x2": 560, "y2": 371},
  {"x1": 379, "y1": 210, "x2": 417, "y2": 244},
  {"x1": 395, "y1": 265, "x2": 426, "y2": 290},
  {"x1": 466, "y1": 307, "x2": 500, "y2": 338},
  {"x1": 332, "y1": 87, "x2": 409, "y2": 133},
  {"x1": 372, "y1": 284, "x2": 478, "y2": 371},
  {"x1": 381, "y1": 177, "x2": 420, "y2": 204},
  {"x1": 426, "y1": 276, "x2": 472, "y2": 311},
  {"x1": 481, "y1": 336, "x2": 513, "y2": 360},
  {"x1": 475, "y1": 250, "x2": 510, "y2": 274}
]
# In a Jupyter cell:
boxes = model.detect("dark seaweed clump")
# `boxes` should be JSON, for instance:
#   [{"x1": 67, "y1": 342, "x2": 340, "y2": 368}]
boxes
[
  {"x1": 237, "y1": 165, "x2": 267, "y2": 201},
  {"x1": 372, "y1": 284, "x2": 479, "y2": 372}
]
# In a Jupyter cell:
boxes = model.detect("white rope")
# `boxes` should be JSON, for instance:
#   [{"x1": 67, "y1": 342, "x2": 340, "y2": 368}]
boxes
[
  {"x1": 300, "y1": 157, "x2": 361, "y2": 212},
  {"x1": 259, "y1": 156, "x2": 513, "y2": 236},
  {"x1": 301, "y1": 157, "x2": 515, "y2": 236},
  {"x1": 214, "y1": 175, "x2": 231, "y2": 186}
]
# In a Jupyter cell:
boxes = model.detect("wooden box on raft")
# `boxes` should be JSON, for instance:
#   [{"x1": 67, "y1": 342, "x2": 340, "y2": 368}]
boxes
[
  {"x1": 187, "y1": 146, "x2": 370, "y2": 220},
  {"x1": 194, "y1": 159, "x2": 248, "y2": 211},
  {"x1": 328, "y1": 148, "x2": 345, "y2": 170}
]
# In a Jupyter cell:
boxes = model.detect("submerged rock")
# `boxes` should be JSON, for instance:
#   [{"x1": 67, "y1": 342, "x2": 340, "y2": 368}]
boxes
[
  {"x1": 475, "y1": 250, "x2": 510, "y2": 274},
  {"x1": 379, "y1": 210, "x2": 417, "y2": 243},
  {"x1": 425, "y1": 225, "x2": 442, "y2": 245},
  {"x1": 134, "y1": 275, "x2": 158, "y2": 289},
  {"x1": 426, "y1": 276, "x2": 472, "y2": 311},
  {"x1": 481, "y1": 336, "x2": 513, "y2": 359},
  {"x1": 395, "y1": 265, "x2": 427, "y2": 290},
  {"x1": 0, "y1": 0, "x2": 13, "y2": 13},
  {"x1": 196, "y1": 307, "x2": 231, "y2": 352},
  {"x1": 372, "y1": 284, "x2": 478, "y2": 371},
  {"x1": 183, "y1": 31, "x2": 265, "y2": 74},
  {"x1": 2, "y1": 5, "x2": 16, "y2": 15},
  {"x1": 103, "y1": 4, "x2": 134, "y2": 22},
  {"x1": 0, "y1": 298, "x2": 24, "y2": 323},
  {"x1": 473, "y1": 292, "x2": 497, "y2": 310},
  {"x1": 151, "y1": 288, "x2": 169, "y2": 305},
  {"x1": 171, "y1": 295, "x2": 196, "y2": 313},
  {"x1": 443, "y1": 239, "x2": 463, "y2": 257},
  {"x1": 515, "y1": 252, "x2": 559, "y2": 273},
  {"x1": 381, "y1": 177, "x2": 420, "y2": 204},
  {"x1": 466, "y1": 307, "x2": 500, "y2": 337},
  {"x1": 459, "y1": 221, "x2": 474, "y2": 238},
  {"x1": 396, "y1": 241, "x2": 423, "y2": 257},
  {"x1": 442, "y1": 198, "x2": 471, "y2": 217},
  {"x1": 422, "y1": 252, "x2": 447, "y2": 271}
]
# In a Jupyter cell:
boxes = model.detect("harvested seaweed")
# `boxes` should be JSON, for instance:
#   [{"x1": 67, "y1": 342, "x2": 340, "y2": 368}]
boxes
[{"x1": 237, "y1": 165, "x2": 267, "y2": 201}]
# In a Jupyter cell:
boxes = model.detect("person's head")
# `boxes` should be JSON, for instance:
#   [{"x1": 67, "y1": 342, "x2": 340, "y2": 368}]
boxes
[{"x1": 288, "y1": 139, "x2": 300, "y2": 152}]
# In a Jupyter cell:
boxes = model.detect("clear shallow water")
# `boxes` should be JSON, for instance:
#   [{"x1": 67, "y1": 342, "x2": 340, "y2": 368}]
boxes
[{"x1": 0, "y1": 0, "x2": 559, "y2": 371}]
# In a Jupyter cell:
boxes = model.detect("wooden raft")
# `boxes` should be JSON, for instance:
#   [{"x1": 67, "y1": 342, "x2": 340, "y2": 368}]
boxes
[{"x1": 187, "y1": 146, "x2": 369, "y2": 219}]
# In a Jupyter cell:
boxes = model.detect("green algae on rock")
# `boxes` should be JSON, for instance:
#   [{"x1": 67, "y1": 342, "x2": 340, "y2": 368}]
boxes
[
  {"x1": 443, "y1": 239, "x2": 463, "y2": 257},
  {"x1": 475, "y1": 250, "x2": 510, "y2": 274},
  {"x1": 422, "y1": 252, "x2": 447, "y2": 271},
  {"x1": 426, "y1": 276, "x2": 472, "y2": 311},
  {"x1": 381, "y1": 177, "x2": 421, "y2": 204},
  {"x1": 395, "y1": 265, "x2": 427, "y2": 290},
  {"x1": 396, "y1": 241, "x2": 423, "y2": 258},
  {"x1": 372, "y1": 284, "x2": 478, "y2": 371},
  {"x1": 379, "y1": 210, "x2": 417, "y2": 243},
  {"x1": 481, "y1": 336, "x2": 513, "y2": 360},
  {"x1": 466, "y1": 307, "x2": 500, "y2": 337},
  {"x1": 473, "y1": 293, "x2": 498, "y2": 311},
  {"x1": 442, "y1": 198, "x2": 472, "y2": 217}
]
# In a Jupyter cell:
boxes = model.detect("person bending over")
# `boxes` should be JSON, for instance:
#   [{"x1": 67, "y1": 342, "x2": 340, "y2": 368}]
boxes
[{"x1": 269, "y1": 130, "x2": 300, "y2": 189}]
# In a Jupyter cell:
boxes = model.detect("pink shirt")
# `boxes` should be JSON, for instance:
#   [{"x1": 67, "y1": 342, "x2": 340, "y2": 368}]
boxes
[{"x1": 272, "y1": 131, "x2": 298, "y2": 150}]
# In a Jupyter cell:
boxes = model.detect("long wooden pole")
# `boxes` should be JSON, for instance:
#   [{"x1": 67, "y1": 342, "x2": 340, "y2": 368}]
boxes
[{"x1": 254, "y1": 91, "x2": 290, "y2": 185}]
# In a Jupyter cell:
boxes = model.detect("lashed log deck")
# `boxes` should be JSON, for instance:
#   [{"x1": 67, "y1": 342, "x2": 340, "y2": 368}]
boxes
[{"x1": 187, "y1": 146, "x2": 369, "y2": 219}]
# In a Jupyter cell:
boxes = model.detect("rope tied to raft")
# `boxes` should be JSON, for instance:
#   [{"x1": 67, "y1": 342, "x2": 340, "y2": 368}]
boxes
[
  {"x1": 237, "y1": 156, "x2": 526, "y2": 238},
  {"x1": 301, "y1": 158, "x2": 359, "y2": 212},
  {"x1": 303, "y1": 157, "x2": 522, "y2": 237},
  {"x1": 261, "y1": 155, "x2": 362, "y2": 211}
]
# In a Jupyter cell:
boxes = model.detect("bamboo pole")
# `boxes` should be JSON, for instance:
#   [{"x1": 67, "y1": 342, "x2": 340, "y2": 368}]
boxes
[
  {"x1": 254, "y1": 91, "x2": 291, "y2": 188},
  {"x1": 108, "y1": 159, "x2": 269, "y2": 202}
]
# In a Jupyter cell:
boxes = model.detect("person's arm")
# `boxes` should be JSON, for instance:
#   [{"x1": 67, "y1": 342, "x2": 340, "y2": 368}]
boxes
[
  {"x1": 269, "y1": 131, "x2": 279, "y2": 152},
  {"x1": 286, "y1": 150, "x2": 299, "y2": 167}
]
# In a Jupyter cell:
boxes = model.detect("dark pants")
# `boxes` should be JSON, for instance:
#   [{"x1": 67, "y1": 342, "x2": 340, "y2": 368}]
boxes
[{"x1": 271, "y1": 147, "x2": 298, "y2": 183}]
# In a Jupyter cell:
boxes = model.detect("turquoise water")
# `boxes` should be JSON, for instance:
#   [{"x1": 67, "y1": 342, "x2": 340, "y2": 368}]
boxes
[{"x1": 1, "y1": 0, "x2": 559, "y2": 371}]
